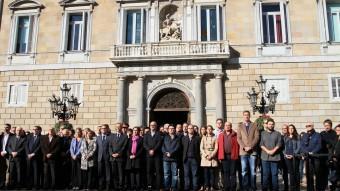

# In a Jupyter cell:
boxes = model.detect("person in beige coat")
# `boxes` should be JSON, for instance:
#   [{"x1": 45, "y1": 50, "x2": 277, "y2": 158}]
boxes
[
  {"x1": 237, "y1": 110, "x2": 260, "y2": 191},
  {"x1": 200, "y1": 125, "x2": 218, "y2": 191}
]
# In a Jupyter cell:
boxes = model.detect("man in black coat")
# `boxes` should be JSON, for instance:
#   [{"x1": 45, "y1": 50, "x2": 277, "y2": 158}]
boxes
[
  {"x1": 59, "y1": 128, "x2": 72, "y2": 189},
  {"x1": 96, "y1": 124, "x2": 111, "y2": 191},
  {"x1": 143, "y1": 121, "x2": 163, "y2": 190},
  {"x1": 7, "y1": 127, "x2": 26, "y2": 189},
  {"x1": 0, "y1": 123, "x2": 13, "y2": 189},
  {"x1": 109, "y1": 123, "x2": 128, "y2": 189},
  {"x1": 182, "y1": 124, "x2": 201, "y2": 191},
  {"x1": 41, "y1": 128, "x2": 60, "y2": 189},
  {"x1": 25, "y1": 125, "x2": 42, "y2": 189},
  {"x1": 320, "y1": 119, "x2": 338, "y2": 191}
]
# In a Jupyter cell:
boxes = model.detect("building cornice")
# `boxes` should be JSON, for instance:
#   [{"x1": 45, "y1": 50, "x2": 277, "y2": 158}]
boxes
[{"x1": 0, "y1": 62, "x2": 114, "y2": 71}]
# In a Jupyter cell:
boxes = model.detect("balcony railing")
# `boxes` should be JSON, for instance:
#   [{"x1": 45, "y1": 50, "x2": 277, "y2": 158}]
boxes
[{"x1": 110, "y1": 41, "x2": 230, "y2": 63}]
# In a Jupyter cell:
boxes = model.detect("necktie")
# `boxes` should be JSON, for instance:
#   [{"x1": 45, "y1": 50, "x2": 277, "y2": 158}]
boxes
[{"x1": 246, "y1": 123, "x2": 250, "y2": 133}]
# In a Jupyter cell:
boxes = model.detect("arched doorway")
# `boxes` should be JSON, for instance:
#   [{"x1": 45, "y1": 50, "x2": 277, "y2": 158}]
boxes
[{"x1": 149, "y1": 88, "x2": 190, "y2": 126}]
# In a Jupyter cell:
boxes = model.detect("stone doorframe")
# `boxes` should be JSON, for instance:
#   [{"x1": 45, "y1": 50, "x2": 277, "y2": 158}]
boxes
[{"x1": 146, "y1": 82, "x2": 195, "y2": 125}]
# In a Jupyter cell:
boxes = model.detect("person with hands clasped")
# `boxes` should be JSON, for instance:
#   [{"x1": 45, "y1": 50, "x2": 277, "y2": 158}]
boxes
[
  {"x1": 260, "y1": 119, "x2": 282, "y2": 191},
  {"x1": 162, "y1": 125, "x2": 180, "y2": 191},
  {"x1": 200, "y1": 125, "x2": 218, "y2": 191}
]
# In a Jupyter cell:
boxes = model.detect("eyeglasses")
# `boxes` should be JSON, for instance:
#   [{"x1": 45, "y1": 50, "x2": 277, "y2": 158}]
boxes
[{"x1": 305, "y1": 125, "x2": 312, "y2": 127}]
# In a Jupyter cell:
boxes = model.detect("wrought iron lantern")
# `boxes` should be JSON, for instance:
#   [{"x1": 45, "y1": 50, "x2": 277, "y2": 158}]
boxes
[
  {"x1": 247, "y1": 75, "x2": 279, "y2": 115},
  {"x1": 48, "y1": 83, "x2": 81, "y2": 121}
]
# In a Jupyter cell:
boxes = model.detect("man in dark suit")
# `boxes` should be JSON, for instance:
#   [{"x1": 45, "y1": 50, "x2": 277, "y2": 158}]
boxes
[
  {"x1": 7, "y1": 127, "x2": 26, "y2": 189},
  {"x1": 0, "y1": 123, "x2": 13, "y2": 189},
  {"x1": 59, "y1": 128, "x2": 72, "y2": 189},
  {"x1": 97, "y1": 124, "x2": 111, "y2": 191},
  {"x1": 182, "y1": 124, "x2": 201, "y2": 191},
  {"x1": 143, "y1": 121, "x2": 163, "y2": 190},
  {"x1": 25, "y1": 125, "x2": 42, "y2": 189},
  {"x1": 109, "y1": 123, "x2": 128, "y2": 189},
  {"x1": 41, "y1": 128, "x2": 60, "y2": 189}
]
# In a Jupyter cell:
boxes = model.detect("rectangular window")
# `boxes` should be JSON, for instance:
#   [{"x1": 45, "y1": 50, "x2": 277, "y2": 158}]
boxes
[
  {"x1": 7, "y1": 83, "x2": 28, "y2": 106},
  {"x1": 331, "y1": 76, "x2": 340, "y2": 99},
  {"x1": 265, "y1": 77, "x2": 289, "y2": 103},
  {"x1": 262, "y1": 4, "x2": 288, "y2": 44},
  {"x1": 66, "y1": 12, "x2": 88, "y2": 51},
  {"x1": 125, "y1": 10, "x2": 145, "y2": 44},
  {"x1": 327, "y1": 4, "x2": 340, "y2": 42},
  {"x1": 61, "y1": 81, "x2": 83, "y2": 102},
  {"x1": 201, "y1": 6, "x2": 218, "y2": 41},
  {"x1": 15, "y1": 15, "x2": 35, "y2": 54}
]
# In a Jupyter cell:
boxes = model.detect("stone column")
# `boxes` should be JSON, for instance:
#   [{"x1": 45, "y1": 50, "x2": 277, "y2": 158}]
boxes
[
  {"x1": 215, "y1": 73, "x2": 224, "y2": 119},
  {"x1": 136, "y1": 76, "x2": 145, "y2": 126},
  {"x1": 194, "y1": 74, "x2": 203, "y2": 127},
  {"x1": 116, "y1": 76, "x2": 126, "y2": 123}
]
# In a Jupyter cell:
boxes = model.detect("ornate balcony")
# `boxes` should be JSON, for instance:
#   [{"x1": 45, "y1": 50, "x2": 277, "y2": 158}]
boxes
[{"x1": 110, "y1": 41, "x2": 230, "y2": 64}]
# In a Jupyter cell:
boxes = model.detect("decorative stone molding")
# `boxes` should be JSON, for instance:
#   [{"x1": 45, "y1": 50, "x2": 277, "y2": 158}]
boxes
[
  {"x1": 8, "y1": 0, "x2": 44, "y2": 12},
  {"x1": 147, "y1": 82, "x2": 195, "y2": 110},
  {"x1": 59, "y1": 0, "x2": 97, "y2": 9}
]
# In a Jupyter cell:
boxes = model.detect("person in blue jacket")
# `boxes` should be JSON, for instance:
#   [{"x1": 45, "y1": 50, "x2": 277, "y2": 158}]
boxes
[{"x1": 300, "y1": 122, "x2": 322, "y2": 191}]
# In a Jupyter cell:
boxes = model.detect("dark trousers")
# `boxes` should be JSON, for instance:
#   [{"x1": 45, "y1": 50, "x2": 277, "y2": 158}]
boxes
[
  {"x1": 221, "y1": 155, "x2": 237, "y2": 191},
  {"x1": 71, "y1": 158, "x2": 81, "y2": 188},
  {"x1": 98, "y1": 159, "x2": 110, "y2": 189},
  {"x1": 9, "y1": 158, "x2": 23, "y2": 188},
  {"x1": 319, "y1": 157, "x2": 329, "y2": 191},
  {"x1": 129, "y1": 169, "x2": 141, "y2": 189},
  {"x1": 183, "y1": 158, "x2": 198, "y2": 190},
  {"x1": 43, "y1": 160, "x2": 56, "y2": 189},
  {"x1": 0, "y1": 157, "x2": 8, "y2": 188},
  {"x1": 285, "y1": 158, "x2": 300, "y2": 191},
  {"x1": 26, "y1": 158, "x2": 42, "y2": 189},
  {"x1": 177, "y1": 161, "x2": 185, "y2": 190},
  {"x1": 262, "y1": 160, "x2": 279, "y2": 191},
  {"x1": 280, "y1": 157, "x2": 289, "y2": 191},
  {"x1": 111, "y1": 160, "x2": 124, "y2": 189},
  {"x1": 305, "y1": 157, "x2": 321, "y2": 191},
  {"x1": 203, "y1": 167, "x2": 215, "y2": 187},
  {"x1": 146, "y1": 156, "x2": 162, "y2": 189},
  {"x1": 81, "y1": 167, "x2": 93, "y2": 189}
]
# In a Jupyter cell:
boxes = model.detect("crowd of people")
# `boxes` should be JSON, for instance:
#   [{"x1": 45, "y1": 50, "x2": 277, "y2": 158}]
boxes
[{"x1": 0, "y1": 110, "x2": 339, "y2": 191}]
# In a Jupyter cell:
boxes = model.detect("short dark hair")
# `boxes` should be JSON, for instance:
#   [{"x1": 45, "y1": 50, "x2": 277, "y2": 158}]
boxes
[
  {"x1": 323, "y1": 119, "x2": 332, "y2": 127},
  {"x1": 122, "y1": 122, "x2": 129, "y2": 127},
  {"x1": 5, "y1": 123, "x2": 11, "y2": 128},
  {"x1": 243, "y1": 110, "x2": 251, "y2": 116},
  {"x1": 34, "y1": 126, "x2": 42, "y2": 131},
  {"x1": 101, "y1": 124, "x2": 109, "y2": 129},
  {"x1": 216, "y1": 118, "x2": 224, "y2": 123},
  {"x1": 266, "y1": 118, "x2": 275, "y2": 125}
]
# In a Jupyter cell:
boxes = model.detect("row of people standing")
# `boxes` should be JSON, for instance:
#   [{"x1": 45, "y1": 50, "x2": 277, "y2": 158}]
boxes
[{"x1": 0, "y1": 110, "x2": 339, "y2": 191}]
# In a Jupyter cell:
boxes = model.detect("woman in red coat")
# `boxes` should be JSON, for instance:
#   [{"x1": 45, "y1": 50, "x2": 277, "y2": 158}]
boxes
[{"x1": 217, "y1": 122, "x2": 240, "y2": 191}]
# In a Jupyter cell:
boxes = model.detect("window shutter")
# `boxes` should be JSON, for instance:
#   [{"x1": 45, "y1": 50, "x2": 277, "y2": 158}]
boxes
[
  {"x1": 12, "y1": 16, "x2": 19, "y2": 54},
  {"x1": 121, "y1": 9, "x2": 127, "y2": 44},
  {"x1": 81, "y1": 12, "x2": 87, "y2": 51},
  {"x1": 8, "y1": 85, "x2": 15, "y2": 104},
  {"x1": 27, "y1": 15, "x2": 35, "y2": 53},
  {"x1": 17, "y1": 85, "x2": 28, "y2": 105},
  {"x1": 331, "y1": 77, "x2": 340, "y2": 98},
  {"x1": 280, "y1": 2, "x2": 287, "y2": 43},
  {"x1": 197, "y1": 5, "x2": 202, "y2": 41},
  {"x1": 259, "y1": 2, "x2": 264, "y2": 44},
  {"x1": 63, "y1": 13, "x2": 70, "y2": 51},
  {"x1": 142, "y1": 9, "x2": 147, "y2": 43}
]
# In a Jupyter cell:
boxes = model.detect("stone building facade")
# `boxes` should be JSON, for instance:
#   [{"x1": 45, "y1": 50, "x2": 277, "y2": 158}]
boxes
[{"x1": 0, "y1": 0, "x2": 339, "y2": 132}]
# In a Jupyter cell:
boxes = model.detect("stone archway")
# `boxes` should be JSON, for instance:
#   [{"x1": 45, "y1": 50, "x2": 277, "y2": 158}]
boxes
[{"x1": 149, "y1": 88, "x2": 190, "y2": 126}]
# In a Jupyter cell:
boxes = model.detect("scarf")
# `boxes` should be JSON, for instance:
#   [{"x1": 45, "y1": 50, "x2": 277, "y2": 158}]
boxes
[{"x1": 131, "y1": 135, "x2": 139, "y2": 155}]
